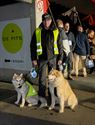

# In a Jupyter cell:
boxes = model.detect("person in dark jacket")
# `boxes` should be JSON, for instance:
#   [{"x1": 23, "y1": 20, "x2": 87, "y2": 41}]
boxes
[
  {"x1": 30, "y1": 13, "x2": 63, "y2": 107},
  {"x1": 74, "y1": 25, "x2": 90, "y2": 77}
]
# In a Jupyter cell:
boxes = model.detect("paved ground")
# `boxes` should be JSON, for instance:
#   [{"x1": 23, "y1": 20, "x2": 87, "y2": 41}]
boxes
[
  {"x1": 0, "y1": 73, "x2": 95, "y2": 125},
  {"x1": 69, "y1": 73, "x2": 95, "y2": 92}
]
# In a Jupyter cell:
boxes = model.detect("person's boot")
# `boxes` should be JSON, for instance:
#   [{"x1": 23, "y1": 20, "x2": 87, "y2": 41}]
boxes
[{"x1": 67, "y1": 74, "x2": 74, "y2": 80}]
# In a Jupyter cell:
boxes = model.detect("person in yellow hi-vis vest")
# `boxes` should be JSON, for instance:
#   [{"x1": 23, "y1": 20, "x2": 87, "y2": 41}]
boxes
[{"x1": 31, "y1": 13, "x2": 63, "y2": 108}]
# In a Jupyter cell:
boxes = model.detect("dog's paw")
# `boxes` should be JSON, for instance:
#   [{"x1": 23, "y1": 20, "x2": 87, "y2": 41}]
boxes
[
  {"x1": 48, "y1": 106, "x2": 54, "y2": 110},
  {"x1": 48, "y1": 107, "x2": 52, "y2": 110},
  {"x1": 59, "y1": 109, "x2": 64, "y2": 113},
  {"x1": 20, "y1": 104, "x2": 24, "y2": 108},
  {"x1": 39, "y1": 103, "x2": 47, "y2": 108},
  {"x1": 15, "y1": 101, "x2": 19, "y2": 105},
  {"x1": 28, "y1": 103, "x2": 32, "y2": 107},
  {"x1": 71, "y1": 105, "x2": 77, "y2": 112}
]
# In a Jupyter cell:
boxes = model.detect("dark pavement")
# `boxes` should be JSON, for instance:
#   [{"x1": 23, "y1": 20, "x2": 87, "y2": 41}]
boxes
[{"x1": 0, "y1": 73, "x2": 95, "y2": 125}]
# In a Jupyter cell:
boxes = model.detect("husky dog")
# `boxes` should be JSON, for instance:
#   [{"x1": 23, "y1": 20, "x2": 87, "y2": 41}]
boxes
[
  {"x1": 48, "y1": 69, "x2": 78, "y2": 113},
  {"x1": 12, "y1": 73, "x2": 39, "y2": 108}
]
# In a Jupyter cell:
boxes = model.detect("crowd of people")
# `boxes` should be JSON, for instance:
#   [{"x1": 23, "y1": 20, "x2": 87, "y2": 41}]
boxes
[{"x1": 30, "y1": 13, "x2": 95, "y2": 107}]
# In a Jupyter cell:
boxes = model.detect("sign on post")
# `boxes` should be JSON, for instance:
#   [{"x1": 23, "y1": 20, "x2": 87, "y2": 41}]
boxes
[{"x1": 0, "y1": 18, "x2": 32, "y2": 71}]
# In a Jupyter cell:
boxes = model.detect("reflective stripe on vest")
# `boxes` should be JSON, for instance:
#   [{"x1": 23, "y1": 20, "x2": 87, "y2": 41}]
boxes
[
  {"x1": 36, "y1": 28, "x2": 42, "y2": 55},
  {"x1": 36, "y1": 28, "x2": 59, "y2": 56},
  {"x1": 53, "y1": 29, "x2": 59, "y2": 54}
]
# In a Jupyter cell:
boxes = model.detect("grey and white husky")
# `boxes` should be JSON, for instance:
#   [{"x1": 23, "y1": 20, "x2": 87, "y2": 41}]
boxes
[{"x1": 12, "y1": 73, "x2": 47, "y2": 108}]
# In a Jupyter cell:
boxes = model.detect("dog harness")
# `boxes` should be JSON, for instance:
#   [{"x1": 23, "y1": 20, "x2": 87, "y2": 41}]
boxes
[{"x1": 25, "y1": 81, "x2": 37, "y2": 98}]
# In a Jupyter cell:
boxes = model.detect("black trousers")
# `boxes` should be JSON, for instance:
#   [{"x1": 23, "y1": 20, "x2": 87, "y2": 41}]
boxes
[{"x1": 38, "y1": 57, "x2": 56, "y2": 98}]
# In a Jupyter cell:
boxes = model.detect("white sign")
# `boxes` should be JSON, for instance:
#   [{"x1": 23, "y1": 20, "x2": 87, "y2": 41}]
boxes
[
  {"x1": 35, "y1": 0, "x2": 44, "y2": 28},
  {"x1": 0, "y1": 18, "x2": 32, "y2": 71}
]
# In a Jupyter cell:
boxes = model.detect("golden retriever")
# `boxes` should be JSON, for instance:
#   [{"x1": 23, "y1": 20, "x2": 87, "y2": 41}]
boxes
[{"x1": 48, "y1": 69, "x2": 78, "y2": 113}]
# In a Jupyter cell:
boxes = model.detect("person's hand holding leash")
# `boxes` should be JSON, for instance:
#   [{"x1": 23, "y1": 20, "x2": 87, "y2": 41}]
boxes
[
  {"x1": 58, "y1": 60, "x2": 62, "y2": 65},
  {"x1": 32, "y1": 60, "x2": 37, "y2": 66}
]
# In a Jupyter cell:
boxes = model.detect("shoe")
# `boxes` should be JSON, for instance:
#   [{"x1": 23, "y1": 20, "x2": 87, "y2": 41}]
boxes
[{"x1": 39, "y1": 102, "x2": 47, "y2": 108}]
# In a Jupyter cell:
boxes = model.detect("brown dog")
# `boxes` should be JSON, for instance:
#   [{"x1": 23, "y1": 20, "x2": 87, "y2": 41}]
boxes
[{"x1": 48, "y1": 69, "x2": 78, "y2": 113}]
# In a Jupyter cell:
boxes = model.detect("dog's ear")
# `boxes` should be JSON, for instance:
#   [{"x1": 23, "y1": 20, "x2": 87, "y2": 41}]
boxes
[
  {"x1": 54, "y1": 70, "x2": 60, "y2": 77},
  {"x1": 13, "y1": 73, "x2": 17, "y2": 79},
  {"x1": 20, "y1": 73, "x2": 23, "y2": 78},
  {"x1": 50, "y1": 68, "x2": 54, "y2": 73},
  {"x1": 13, "y1": 73, "x2": 17, "y2": 78}
]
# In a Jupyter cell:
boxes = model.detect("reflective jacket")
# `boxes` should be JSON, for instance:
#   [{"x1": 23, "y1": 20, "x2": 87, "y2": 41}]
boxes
[{"x1": 35, "y1": 28, "x2": 59, "y2": 56}]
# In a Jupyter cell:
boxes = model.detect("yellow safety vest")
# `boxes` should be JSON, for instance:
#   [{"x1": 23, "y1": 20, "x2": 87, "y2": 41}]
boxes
[
  {"x1": 35, "y1": 28, "x2": 59, "y2": 56},
  {"x1": 25, "y1": 81, "x2": 37, "y2": 98}
]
